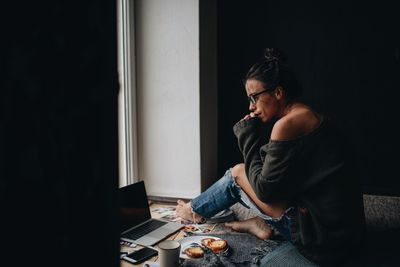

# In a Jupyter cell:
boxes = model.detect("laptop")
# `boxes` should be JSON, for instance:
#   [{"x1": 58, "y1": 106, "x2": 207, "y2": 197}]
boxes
[{"x1": 119, "y1": 180, "x2": 184, "y2": 246}]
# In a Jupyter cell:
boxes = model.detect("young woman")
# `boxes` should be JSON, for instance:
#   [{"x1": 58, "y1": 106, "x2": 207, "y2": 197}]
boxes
[{"x1": 176, "y1": 48, "x2": 365, "y2": 266}]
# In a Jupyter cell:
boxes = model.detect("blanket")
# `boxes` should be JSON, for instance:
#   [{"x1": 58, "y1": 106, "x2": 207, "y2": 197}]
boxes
[{"x1": 180, "y1": 232, "x2": 283, "y2": 267}]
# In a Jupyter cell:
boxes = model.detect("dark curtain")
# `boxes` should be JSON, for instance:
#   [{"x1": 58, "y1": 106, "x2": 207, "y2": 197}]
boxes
[{"x1": 2, "y1": 1, "x2": 120, "y2": 266}]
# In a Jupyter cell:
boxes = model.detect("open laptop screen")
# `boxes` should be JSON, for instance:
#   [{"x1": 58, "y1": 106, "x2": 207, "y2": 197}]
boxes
[{"x1": 119, "y1": 181, "x2": 152, "y2": 233}]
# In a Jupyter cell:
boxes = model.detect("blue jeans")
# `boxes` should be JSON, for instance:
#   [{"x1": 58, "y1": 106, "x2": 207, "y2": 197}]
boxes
[{"x1": 191, "y1": 169, "x2": 317, "y2": 267}]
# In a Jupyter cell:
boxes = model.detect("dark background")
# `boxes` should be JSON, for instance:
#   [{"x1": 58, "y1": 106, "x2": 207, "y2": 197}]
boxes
[
  {"x1": 216, "y1": 0, "x2": 400, "y2": 196},
  {"x1": 2, "y1": 1, "x2": 399, "y2": 267},
  {"x1": 2, "y1": 1, "x2": 119, "y2": 267}
]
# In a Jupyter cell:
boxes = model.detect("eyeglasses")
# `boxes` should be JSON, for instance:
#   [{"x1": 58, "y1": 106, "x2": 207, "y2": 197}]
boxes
[{"x1": 248, "y1": 89, "x2": 269, "y2": 104}]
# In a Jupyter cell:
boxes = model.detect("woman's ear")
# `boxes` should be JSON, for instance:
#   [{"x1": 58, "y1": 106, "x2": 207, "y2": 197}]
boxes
[{"x1": 274, "y1": 86, "x2": 284, "y2": 100}]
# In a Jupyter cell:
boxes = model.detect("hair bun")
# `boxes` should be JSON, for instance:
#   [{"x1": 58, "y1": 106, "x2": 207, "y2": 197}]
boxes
[{"x1": 264, "y1": 48, "x2": 286, "y2": 62}]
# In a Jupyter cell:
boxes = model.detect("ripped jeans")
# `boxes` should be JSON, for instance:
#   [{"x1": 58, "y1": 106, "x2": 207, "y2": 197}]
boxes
[{"x1": 191, "y1": 169, "x2": 317, "y2": 267}]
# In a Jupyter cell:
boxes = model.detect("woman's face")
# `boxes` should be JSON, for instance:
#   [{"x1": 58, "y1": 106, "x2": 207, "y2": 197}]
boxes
[{"x1": 245, "y1": 79, "x2": 279, "y2": 123}]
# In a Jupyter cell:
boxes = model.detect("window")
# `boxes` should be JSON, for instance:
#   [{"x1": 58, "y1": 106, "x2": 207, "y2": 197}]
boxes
[
  {"x1": 117, "y1": 0, "x2": 138, "y2": 187},
  {"x1": 117, "y1": 0, "x2": 216, "y2": 199}
]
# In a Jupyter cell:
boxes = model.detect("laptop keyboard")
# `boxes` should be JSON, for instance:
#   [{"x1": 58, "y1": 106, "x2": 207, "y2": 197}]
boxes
[{"x1": 122, "y1": 219, "x2": 168, "y2": 240}]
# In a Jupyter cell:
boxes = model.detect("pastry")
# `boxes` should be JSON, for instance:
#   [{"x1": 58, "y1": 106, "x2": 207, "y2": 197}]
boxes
[
  {"x1": 184, "y1": 246, "x2": 204, "y2": 258},
  {"x1": 200, "y1": 238, "x2": 228, "y2": 253},
  {"x1": 201, "y1": 237, "x2": 216, "y2": 247},
  {"x1": 208, "y1": 239, "x2": 228, "y2": 253}
]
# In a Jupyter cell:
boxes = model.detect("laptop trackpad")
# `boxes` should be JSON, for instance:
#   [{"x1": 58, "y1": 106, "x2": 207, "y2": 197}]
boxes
[{"x1": 148, "y1": 228, "x2": 173, "y2": 238}]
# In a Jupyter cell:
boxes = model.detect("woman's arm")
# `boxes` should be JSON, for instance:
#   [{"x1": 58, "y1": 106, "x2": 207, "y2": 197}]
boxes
[{"x1": 233, "y1": 117, "x2": 300, "y2": 204}]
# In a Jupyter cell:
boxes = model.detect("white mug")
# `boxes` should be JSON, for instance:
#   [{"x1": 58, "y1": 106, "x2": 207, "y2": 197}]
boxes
[{"x1": 158, "y1": 240, "x2": 181, "y2": 267}]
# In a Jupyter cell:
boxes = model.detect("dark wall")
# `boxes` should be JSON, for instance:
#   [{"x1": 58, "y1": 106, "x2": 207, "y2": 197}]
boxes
[
  {"x1": 2, "y1": 1, "x2": 119, "y2": 266},
  {"x1": 217, "y1": 1, "x2": 400, "y2": 195}
]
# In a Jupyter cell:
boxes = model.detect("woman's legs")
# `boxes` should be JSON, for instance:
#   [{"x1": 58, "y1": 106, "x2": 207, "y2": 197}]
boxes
[
  {"x1": 231, "y1": 164, "x2": 288, "y2": 218},
  {"x1": 227, "y1": 164, "x2": 294, "y2": 241},
  {"x1": 176, "y1": 164, "x2": 287, "y2": 219},
  {"x1": 225, "y1": 216, "x2": 273, "y2": 240},
  {"x1": 176, "y1": 165, "x2": 315, "y2": 265},
  {"x1": 176, "y1": 168, "x2": 244, "y2": 221},
  {"x1": 176, "y1": 164, "x2": 291, "y2": 240},
  {"x1": 176, "y1": 200, "x2": 204, "y2": 223}
]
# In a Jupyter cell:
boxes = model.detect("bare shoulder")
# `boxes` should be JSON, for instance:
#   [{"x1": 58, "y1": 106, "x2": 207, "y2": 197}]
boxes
[{"x1": 271, "y1": 104, "x2": 321, "y2": 141}]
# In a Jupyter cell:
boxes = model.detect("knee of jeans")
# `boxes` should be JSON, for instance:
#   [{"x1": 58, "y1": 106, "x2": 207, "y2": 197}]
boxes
[
  {"x1": 231, "y1": 163, "x2": 245, "y2": 177},
  {"x1": 228, "y1": 173, "x2": 243, "y2": 198}
]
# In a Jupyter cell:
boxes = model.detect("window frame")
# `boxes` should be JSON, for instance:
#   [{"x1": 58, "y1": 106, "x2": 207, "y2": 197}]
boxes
[{"x1": 118, "y1": 0, "x2": 138, "y2": 187}]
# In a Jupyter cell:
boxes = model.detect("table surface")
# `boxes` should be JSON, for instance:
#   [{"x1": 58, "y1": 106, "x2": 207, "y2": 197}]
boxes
[{"x1": 120, "y1": 203, "x2": 218, "y2": 267}]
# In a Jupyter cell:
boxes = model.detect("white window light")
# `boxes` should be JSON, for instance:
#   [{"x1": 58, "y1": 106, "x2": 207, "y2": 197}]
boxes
[{"x1": 118, "y1": 0, "x2": 138, "y2": 187}]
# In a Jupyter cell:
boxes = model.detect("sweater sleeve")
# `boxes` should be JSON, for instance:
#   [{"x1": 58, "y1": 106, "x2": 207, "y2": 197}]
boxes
[{"x1": 233, "y1": 118, "x2": 300, "y2": 203}]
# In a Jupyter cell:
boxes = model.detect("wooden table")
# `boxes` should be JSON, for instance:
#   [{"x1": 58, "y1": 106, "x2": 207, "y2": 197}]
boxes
[{"x1": 120, "y1": 203, "x2": 217, "y2": 267}]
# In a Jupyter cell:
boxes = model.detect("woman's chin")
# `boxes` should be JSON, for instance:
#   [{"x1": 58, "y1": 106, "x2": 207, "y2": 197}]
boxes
[
  {"x1": 259, "y1": 116, "x2": 267, "y2": 123},
  {"x1": 260, "y1": 116, "x2": 273, "y2": 123}
]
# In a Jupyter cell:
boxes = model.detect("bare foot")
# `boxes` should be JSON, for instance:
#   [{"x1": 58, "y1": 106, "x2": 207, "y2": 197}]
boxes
[
  {"x1": 175, "y1": 200, "x2": 204, "y2": 223},
  {"x1": 225, "y1": 217, "x2": 273, "y2": 240}
]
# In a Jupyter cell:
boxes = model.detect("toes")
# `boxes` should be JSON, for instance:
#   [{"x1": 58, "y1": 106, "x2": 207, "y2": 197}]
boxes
[{"x1": 224, "y1": 222, "x2": 238, "y2": 230}]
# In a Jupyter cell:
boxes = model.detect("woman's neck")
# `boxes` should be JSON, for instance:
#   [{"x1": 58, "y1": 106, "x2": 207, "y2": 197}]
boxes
[{"x1": 281, "y1": 101, "x2": 299, "y2": 117}]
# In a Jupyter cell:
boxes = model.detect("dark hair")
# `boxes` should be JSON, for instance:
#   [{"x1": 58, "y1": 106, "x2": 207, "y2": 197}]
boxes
[{"x1": 244, "y1": 48, "x2": 302, "y2": 102}]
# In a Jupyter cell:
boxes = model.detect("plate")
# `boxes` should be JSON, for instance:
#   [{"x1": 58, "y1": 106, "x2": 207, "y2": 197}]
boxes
[{"x1": 179, "y1": 235, "x2": 228, "y2": 259}]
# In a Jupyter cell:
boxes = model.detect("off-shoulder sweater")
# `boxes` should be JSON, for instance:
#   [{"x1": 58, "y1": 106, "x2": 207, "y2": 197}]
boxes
[{"x1": 233, "y1": 116, "x2": 366, "y2": 266}]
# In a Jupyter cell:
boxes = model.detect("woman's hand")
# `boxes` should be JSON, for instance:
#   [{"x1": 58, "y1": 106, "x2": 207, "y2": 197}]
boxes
[{"x1": 241, "y1": 112, "x2": 256, "y2": 121}]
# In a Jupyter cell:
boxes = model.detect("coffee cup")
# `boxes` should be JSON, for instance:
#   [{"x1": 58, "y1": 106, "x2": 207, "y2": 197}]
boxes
[{"x1": 158, "y1": 240, "x2": 181, "y2": 267}]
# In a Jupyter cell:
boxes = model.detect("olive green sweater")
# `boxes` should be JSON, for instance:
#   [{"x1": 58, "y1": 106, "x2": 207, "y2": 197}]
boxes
[{"x1": 233, "y1": 116, "x2": 366, "y2": 266}]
